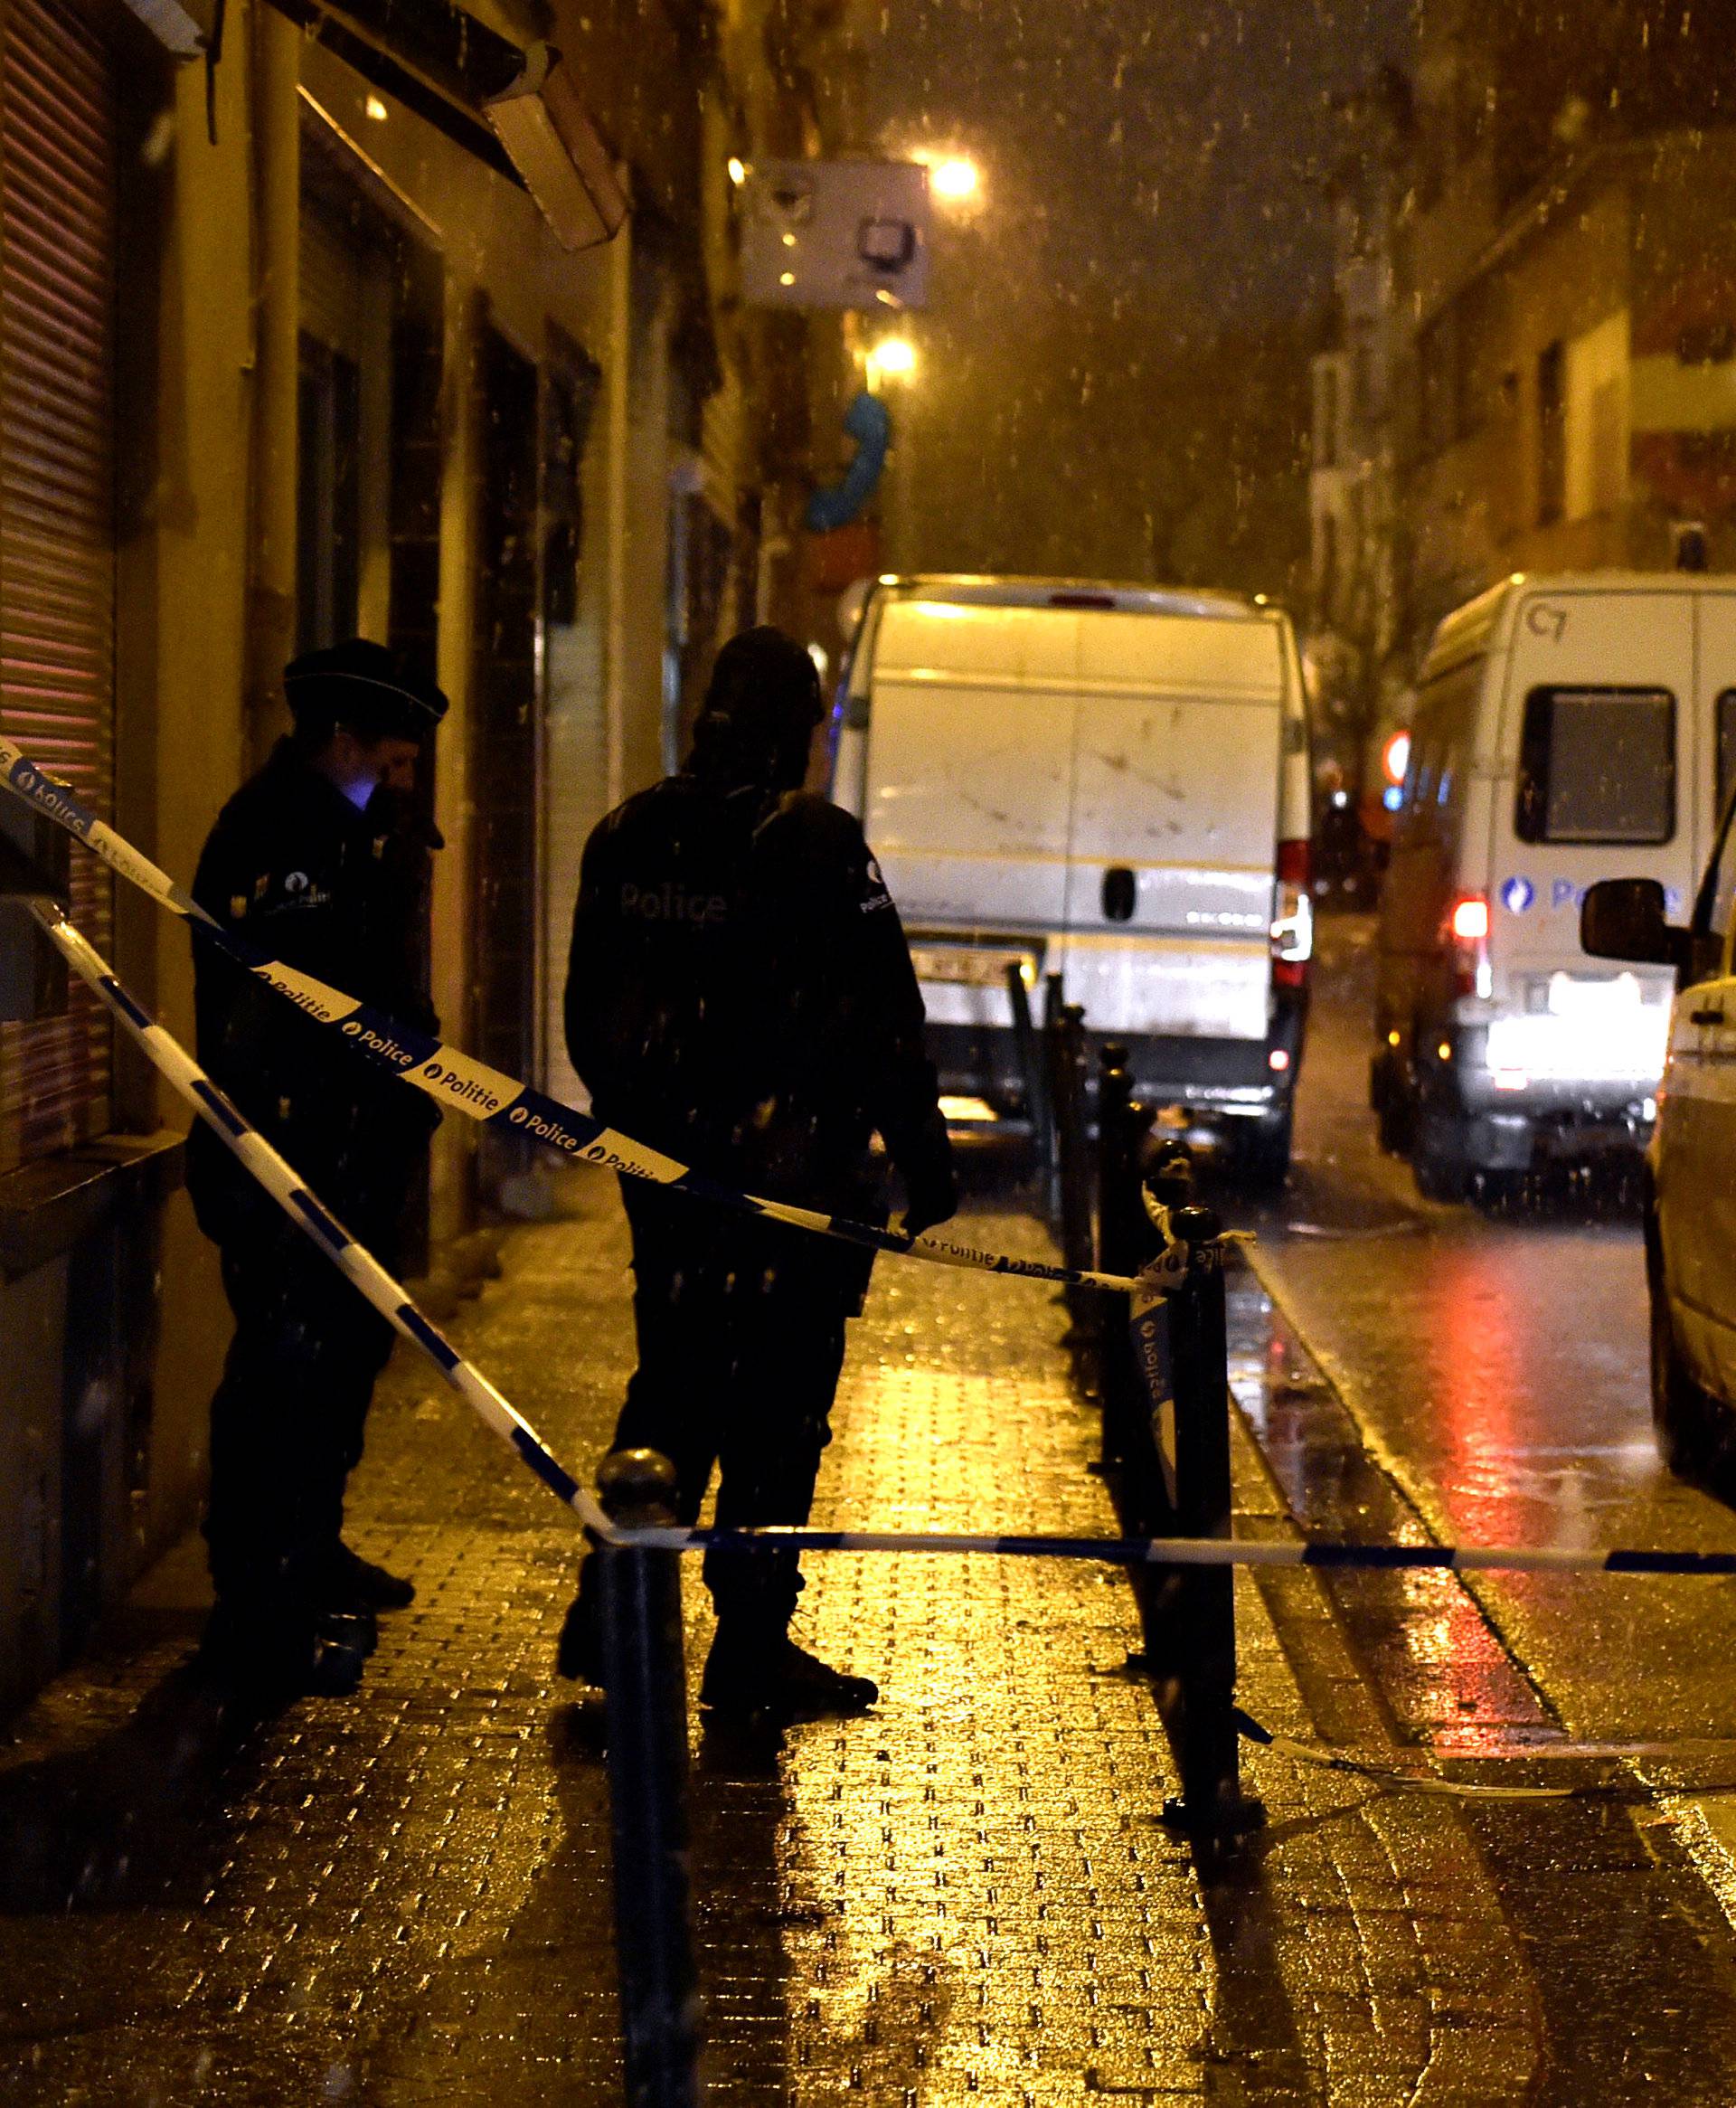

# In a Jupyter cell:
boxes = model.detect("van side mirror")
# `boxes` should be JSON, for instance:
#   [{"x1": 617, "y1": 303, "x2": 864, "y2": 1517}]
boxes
[{"x1": 1580, "y1": 878, "x2": 1691, "y2": 971}]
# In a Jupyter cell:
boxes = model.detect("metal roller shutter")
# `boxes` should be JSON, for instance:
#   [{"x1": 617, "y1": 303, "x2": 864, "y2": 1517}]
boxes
[{"x1": 0, "y1": 0, "x2": 116, "y2": 1174}]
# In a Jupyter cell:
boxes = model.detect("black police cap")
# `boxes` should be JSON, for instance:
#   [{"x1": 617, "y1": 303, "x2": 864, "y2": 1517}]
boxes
[{"x1": 284, "y1": 640, "x2": 448, "y2": 737}]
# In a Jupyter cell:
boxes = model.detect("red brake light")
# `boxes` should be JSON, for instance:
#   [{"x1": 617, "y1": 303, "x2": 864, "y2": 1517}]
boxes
[
  {"x1": 1271, "y1": 839, "x2": 1313, "y2": 989},
  {"x1": 1450, "y1": 896, "x2": 1490, "y2": 942}
]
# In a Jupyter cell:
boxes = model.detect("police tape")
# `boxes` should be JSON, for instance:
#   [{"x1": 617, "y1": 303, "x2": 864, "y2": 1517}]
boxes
[
  {"x1": 601, "y1": 1519, "x2": 1736, "y2": 1577},
  {"x1": 24, "y1": 901, "x2": 616, "y2": 1545},
  {"x1": 38, "y1": 892, "x2": 1722, "y2": 1590},
  {"x1": 1231, "y1": 1711, "x2": 1579, "y2": 1802},
  {"x1": 1, "y1": 881, "x2": 1722, "y2": 1593},
  {"x1": 0, "y1": 736, "x2": 1152, "y2": 1297}
]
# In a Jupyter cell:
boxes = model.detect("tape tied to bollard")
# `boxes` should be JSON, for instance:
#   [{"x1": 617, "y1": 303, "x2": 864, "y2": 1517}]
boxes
[
  {"x1": 21, "y1": 888, "x2": 1736, "y2": 1771},
  {"x1": 0, "y1": 736, "x2": 1153, "y2": 1298}
]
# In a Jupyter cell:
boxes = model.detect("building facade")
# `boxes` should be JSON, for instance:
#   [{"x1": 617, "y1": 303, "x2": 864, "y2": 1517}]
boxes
[
  {"x1": 1307, "y1": 67, "x2": 1410, "y2": 832},
  {"x1": 0, "y1": 0, "x2": 815, "y2": 1710},
  {"x1": 1309, "y1": 2, "x2": 1736, "y2": 798}
]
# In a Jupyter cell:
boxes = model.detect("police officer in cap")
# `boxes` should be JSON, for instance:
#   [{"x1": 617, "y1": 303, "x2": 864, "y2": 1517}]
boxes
[
  {"x1": 187, "y1": 639, "x2": 448, "y2": 1697},
  {"x1": 560, "y1": 624, "x2": 956, "y2": 1719}
]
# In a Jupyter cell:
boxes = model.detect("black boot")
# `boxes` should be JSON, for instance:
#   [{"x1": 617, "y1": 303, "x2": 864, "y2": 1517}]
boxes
[
  {"x1": 193, "y1": 1602, "x2": 371, "y2": 1703},
  {"x1": 700, "y1": 1625, "x2": 878, "y2": 1721},
  {"x1": 329, "y1": 1541, "x2": 415, "y2": 1612}
]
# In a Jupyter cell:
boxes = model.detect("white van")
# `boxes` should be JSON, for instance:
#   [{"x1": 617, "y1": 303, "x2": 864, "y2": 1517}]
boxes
[
  {"x1": 831, "y1": 575, "x2": 1315, "y2": 1184},
  {"x1": 1372, "y1": 571, "x2": 1736, "y2": 1197}
]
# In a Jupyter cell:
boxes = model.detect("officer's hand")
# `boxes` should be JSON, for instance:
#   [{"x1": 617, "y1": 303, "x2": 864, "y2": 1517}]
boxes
[{"x1": 901, "y1": 1167, "x2": 958, "y2": 1240}]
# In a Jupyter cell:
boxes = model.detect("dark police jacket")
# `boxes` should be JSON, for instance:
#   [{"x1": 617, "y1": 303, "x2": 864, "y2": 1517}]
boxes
[
  {"x1": 564, "y1": 770, "x2": 952, "y2": 1239},
  {"x1": 186, "y1": 738, "x2": 439, "y2": 1253}
]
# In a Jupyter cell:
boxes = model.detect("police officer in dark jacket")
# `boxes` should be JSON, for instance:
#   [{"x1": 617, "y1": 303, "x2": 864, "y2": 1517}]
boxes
[
  {"x1": 187, "y1": 640, "x2": 447, "y2": 1697},
  {"x1": 560, "y1": 625, "x2": 956, "y2": 1719}
]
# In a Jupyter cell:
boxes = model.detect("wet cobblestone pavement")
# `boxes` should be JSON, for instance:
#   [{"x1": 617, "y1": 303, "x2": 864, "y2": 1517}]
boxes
[{"x1": 0, "y1": 1179, "x2": 1535, "y2": 2104}]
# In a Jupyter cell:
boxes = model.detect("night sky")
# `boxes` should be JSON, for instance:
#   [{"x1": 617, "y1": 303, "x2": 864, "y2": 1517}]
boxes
[{"x1": 855, "y1": 0, "x2": 1416, "y2": 590}]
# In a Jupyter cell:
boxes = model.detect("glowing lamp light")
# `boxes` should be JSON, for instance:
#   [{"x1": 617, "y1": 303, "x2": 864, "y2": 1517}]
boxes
[
  {"x1": 728, "y1": 156, "x2": 749, "y2": 185},
  {"x1": 1382, "y1": 729, "x2": 1411, "y2": 787},
  {"x1": 1269, "y1": 1047, "x2": 1291, "y2": 1073},
  {"x1": 930, "y1": 156, "x2": 980, "y2": 202},
  {"x1": 364, "y1": 94, "x2": 390, "y2": 122},
  {"x1": 872, "y1": 336, "x2": 917, "y2": 377},
  {"x1": 1450, "y1": 897, "x2": 1490, "y2": 943}
]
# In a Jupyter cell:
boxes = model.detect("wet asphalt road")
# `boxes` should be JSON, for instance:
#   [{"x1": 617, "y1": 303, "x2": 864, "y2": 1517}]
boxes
[
  {"x1": 1237, "y1": 912, "x2": 1736, "y2": 1748},
  {"x1": 1222, "y1": 914, "x2": 1736, "y2": 2094}
]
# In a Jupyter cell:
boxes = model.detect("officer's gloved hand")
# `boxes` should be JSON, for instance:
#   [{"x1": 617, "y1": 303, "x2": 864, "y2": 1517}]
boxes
[{"x1": 901, "y1": 1166, "x2": 958, "y2": 1240}]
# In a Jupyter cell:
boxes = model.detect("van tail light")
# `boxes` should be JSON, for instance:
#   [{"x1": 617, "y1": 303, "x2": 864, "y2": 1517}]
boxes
[
  {"x1": 1448, "y1": 892, "x2": 1493, "y2": 997},
  {"x1": 1271, "y1": 838, "x2": 1313, "y2": 990}
]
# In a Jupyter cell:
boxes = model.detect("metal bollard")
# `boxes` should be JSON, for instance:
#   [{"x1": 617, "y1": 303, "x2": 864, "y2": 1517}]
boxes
[
  {"x1": 1005, "y1": 959, "x2": 1054, "y2": 1193},
  {"x1": 1039, "y1": 973, "x2": 1067, "y2": 1224},
  {"x1": 1095, "y1": 1044, "x2": 1152, "y2": 1470},
  {"x1": 1052, "y1": 1004, "x2": 1095, "y2": 1344},
  {"x1": 597, "y1": 1448, "x2": 703, "y2": 2107},
  {"x1": 1160, "y1": 1209, "x2": 1265, "y2": 1843}
]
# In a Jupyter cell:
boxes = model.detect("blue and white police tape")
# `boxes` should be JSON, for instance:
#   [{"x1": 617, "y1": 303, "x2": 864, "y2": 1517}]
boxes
[
  {"x1": 22, "y1": 899, "x2": 616, "y2": 1545},
  {"x1": 603, "y1": 1520, "x2": 1736, "y2": 1577},
  {"x1": 0, "y1": 735, "x2": 1151, "y2": 1298}
]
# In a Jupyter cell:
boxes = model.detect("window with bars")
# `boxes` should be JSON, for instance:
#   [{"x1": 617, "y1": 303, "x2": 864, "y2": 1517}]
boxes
[{"x1": 0, "y1": 0, "x2": 118, "y2": 1175}]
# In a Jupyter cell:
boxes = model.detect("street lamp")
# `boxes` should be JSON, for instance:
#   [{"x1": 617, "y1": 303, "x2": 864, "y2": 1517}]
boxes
[
  {"x1": 868, "y1": 336, "x2": 917, "y2": 387},
  {"x1": 929, "y1": 156, "x2": 980, "y2": 203}
]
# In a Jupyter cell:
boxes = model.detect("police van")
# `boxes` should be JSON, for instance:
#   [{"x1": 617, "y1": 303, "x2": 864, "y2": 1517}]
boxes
[
  {"x1": 830, "y1": 575, "x2": 1314, "y2": 1185},
  {"x1": 1372, "y1": 572, "x2": 1736, "y2": 1197}
]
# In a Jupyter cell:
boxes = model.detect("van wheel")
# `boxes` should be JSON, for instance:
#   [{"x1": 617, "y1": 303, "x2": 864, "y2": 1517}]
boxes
[
  {"x1": 1376, "y1": 1077, "x2": 1413, "y2": 1156},
  {"x1": 1371, "y1": 1050, "x2": 1414, "y2": 1155},
  {"x1": 1238, "y1": 1111, "x2": 1293, "y2": 1194},
  {"x1": 1410, "y1": 1110, "x2": 1470, "y2": 1203},
  {"x1": 1646, "y1": 1215, "x2": 1727, "y2": 1480},
  {"x1": 1411, "y1": 1149, "x2": 1467, "y2": 1204}
]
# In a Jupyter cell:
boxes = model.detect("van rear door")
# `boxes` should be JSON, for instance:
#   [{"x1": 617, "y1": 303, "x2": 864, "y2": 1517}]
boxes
[
  {"x1": 1485, "y1": 590, "x2": 1689, "y2": 1084},
  {"x1": 863, "y1": 599, "x2": 1078, "y2": 1022},
  {"x1": 1062, "y1": 612, "x2": 1282, "y2": 1040},
  {"x1": 1492, "y1": 590, "x2": 1694, "y2": 956}
]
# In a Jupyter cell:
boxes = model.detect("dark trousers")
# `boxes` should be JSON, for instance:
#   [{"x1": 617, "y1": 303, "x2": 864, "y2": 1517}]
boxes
[
  {"x1": 613, "y1": 1178, "x2": 863, "y2": 1631},
  {"x1": 204, "y1": 1215, "x2": 396, "y2": 1633}
]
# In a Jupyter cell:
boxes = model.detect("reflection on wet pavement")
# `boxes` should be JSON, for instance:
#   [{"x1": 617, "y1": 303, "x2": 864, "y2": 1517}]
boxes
[{"x1": 1218, "y1": 914, "x2": 1736, "y2": 2094}]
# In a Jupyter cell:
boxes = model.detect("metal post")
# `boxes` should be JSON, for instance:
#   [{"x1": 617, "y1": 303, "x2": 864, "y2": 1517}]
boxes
[
  {"x1": 1095, "y1": 1044, "x2": 1136, "y2": 1469},
  {"x1": 597, "y1": 1448, "x2": 703, "y2": 2106},
  {"x1": 1053, "y1": 1005, "x2": 1095, "y2": 1341},
  {"x1": 1040, "y1": 974, "x2": 1066, "y2": 1223},
  {"x1": 1005, "y1": 960, "x2": 1053, "y2": 1192},
  {"x1": 1161, "y1": 1211, "x2": 1264, "y2": 1843}
]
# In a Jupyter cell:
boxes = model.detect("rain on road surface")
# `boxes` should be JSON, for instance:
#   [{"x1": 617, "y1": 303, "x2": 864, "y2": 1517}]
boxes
[
  {"x1": 1223, "y1": 913, "x2": 1736, "y2": 2089},
  {"x1": 1239, "y1": 915, "x2": 1736, "y2": 1743}
]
